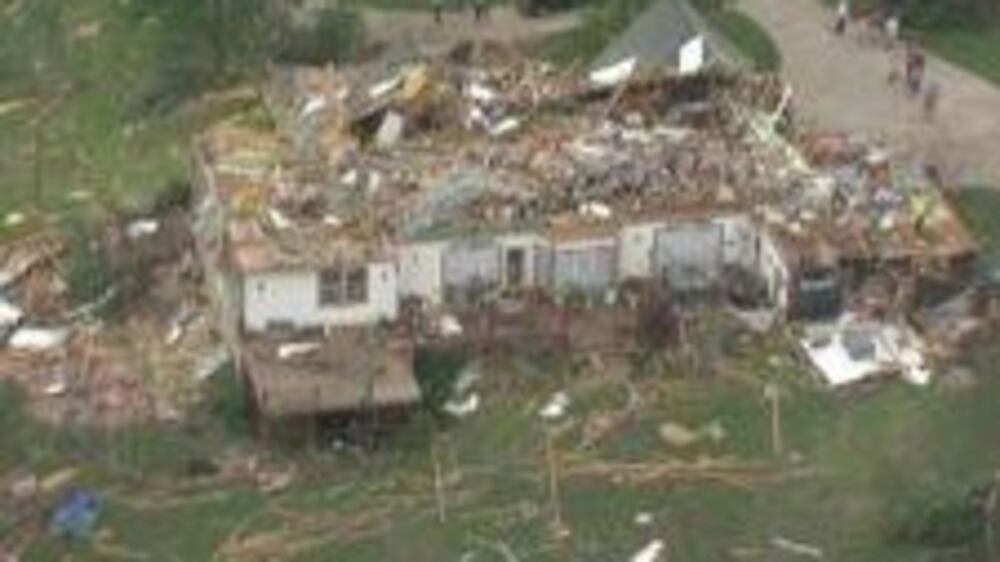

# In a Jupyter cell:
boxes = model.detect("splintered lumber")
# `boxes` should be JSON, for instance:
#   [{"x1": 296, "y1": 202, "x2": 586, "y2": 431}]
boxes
[{"x1": 564, "y1": 458, "x2": 793, "y2": 486}]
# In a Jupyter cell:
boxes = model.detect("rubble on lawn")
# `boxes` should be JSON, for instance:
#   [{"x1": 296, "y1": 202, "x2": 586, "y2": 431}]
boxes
[
  {"x1": 0, "y1": 216, "x2": 218, "y2": 426},
  {"x1": 800, "y1": 315, "x2": 932, "y2": 387}
]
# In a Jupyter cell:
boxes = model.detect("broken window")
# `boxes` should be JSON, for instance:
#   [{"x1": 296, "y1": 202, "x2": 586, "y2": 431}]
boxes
[{"x1": 318, "y1": 267, "x2": 368, "y2": 306}]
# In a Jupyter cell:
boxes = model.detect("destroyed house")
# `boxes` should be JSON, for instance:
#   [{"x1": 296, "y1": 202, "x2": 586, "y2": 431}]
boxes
[{"x1": 193, "y1": 56, "x2": 977, "y2": 416}]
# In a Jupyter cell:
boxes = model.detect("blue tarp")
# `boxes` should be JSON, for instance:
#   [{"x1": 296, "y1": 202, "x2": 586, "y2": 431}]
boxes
[{"x1": 50, "y1": 489, "x2": 101, "y2": 539}]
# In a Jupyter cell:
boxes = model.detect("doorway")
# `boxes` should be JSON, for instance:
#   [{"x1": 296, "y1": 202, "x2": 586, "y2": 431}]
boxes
[{"x1": 506, "y1": 247, "x2": 526, "y2": 288}]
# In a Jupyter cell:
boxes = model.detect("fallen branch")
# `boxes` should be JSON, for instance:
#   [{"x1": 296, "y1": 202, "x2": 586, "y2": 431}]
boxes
[
  {"x1": 469, "y1": 534, "x2": 521, "y2": 562},
  {"x1": 564, "y1": 458, "x2": 801, "y2": 487}
]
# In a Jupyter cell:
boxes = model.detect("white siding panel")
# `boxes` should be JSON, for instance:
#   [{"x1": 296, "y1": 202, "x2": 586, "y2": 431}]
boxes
[
  {"x1": 398, "y1": 242, "x2": 446, "y2": 304},
  {"x1": 442, "y1": 239, "x2": 501, "y2": 288},
  {"x1": 552, "y1": 239, "x2": 618, "y2": 291},
  {"x1": 619, "y1": 222, "x2": 662, "y2": 279},
  {"x1": 653, "y1": 221, "x2": 724, "y2": 290},
  {"x1": 758, "y1": 231, "x2": 791, "y2": 310},
  {"x1": 720, "y1": 216, "x2": 759, "y2": 270},
  {"x1": 243, "y1": 263, "x2": 398, "y2": 332}
]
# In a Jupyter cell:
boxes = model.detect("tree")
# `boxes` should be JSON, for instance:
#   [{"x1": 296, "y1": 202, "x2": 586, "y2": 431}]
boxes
[
  {"x1": 123, "y1": 0, "x2": 274, "y2": 114},
  {"x1": 881, "y1": 0, "x2": 1000, "y2": 28}
]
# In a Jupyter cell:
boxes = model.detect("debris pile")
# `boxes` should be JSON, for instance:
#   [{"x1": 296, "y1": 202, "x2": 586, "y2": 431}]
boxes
[
  {"x1": 190, "y1": 48, "x2": 991, "y2": 396},
  {"x1": 0, "y1": 215, "x2": 218, "y2": 426}
]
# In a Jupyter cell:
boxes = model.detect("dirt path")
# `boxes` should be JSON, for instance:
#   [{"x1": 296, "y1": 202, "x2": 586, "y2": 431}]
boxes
[
  {"x1": 362, "y1": 6, "x2": 582, "y2": 57},
  {"x1": 738, "y1": 0, "x2": 1000, "y2": 187}
]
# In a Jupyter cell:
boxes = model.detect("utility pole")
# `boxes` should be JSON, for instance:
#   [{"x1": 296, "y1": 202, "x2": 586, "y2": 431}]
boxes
[
  {"x1": 545, "y1": 428, "x2": 569, "y2": 540},
  {"x1": 432, "y1": 437, "x2": 447, "y2": 523},
  {"x1": 985, "y1": 472, "x2": 998, "y2": 562},
  {"x1": 764, "y1": 383, "x2": 783, "y2": 457}
]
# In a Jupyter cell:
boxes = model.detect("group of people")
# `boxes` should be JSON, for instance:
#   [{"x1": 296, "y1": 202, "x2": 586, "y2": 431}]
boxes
[
  {"x1": 835, "y1": 0, "x2": 899, "y2": 47},
  {"x1": 432, "y1": 0, "x2": 491, "y2": 24},
  {"x1": 833, "y1": 0, "x2": 942, "y2": 120}
]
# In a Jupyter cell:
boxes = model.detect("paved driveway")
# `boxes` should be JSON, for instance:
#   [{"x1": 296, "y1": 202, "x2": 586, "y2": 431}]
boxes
[{"x1": 739, "y1": 0, "x2": 1000, "y2": 187}]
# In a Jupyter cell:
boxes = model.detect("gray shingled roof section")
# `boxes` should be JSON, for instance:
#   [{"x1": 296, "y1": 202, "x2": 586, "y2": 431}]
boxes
[{"x1": 593, "y1": 0, "x2": 741, "y2": 72}]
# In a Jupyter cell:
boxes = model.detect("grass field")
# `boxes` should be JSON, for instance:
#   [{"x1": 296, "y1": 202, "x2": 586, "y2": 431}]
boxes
[
  {"x1": 535, "y1": 0, "x2": 781, "y2": 72},
  {"x1": 5, "y1": 305, "x2": 1000, "y2": 561},
  {"x1": 916, "y1": 28, "x2": 1000, "y2": 87},
  {"x1": 532, "y1": 0, "x2": 652, "y2": 65},
  {"x1": 692, "y1": 0, "x2": 782, "y2": 71},
  {"x1": 0, "y1": 0, "x2": 249, "y2": 231}
]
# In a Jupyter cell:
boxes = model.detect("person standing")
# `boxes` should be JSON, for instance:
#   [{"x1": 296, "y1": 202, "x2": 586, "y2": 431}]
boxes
[
  {"x1": 885, "y1": 12, "x2": 900, "y2": 49},
  {"x1": 923, "y1": 81, "x2": 941, "y2": 120},
  {"x1": 432, "y1": 0, "x2": 444, "y2": 24},
  {"x1": 835, "y1": 0, "x2": 850, "y2": 36}
]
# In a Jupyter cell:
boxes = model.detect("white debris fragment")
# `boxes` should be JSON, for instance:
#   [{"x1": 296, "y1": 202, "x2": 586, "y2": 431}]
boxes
[
  {"x1": 466, "y1": 106, "x2": 489, "y2": 130},
  {"x1": 67, "y1": 190, "x2": 93, "y2": 202},
  {"x1": 489, "y1": 117, "x2": 521, "y2": 137},
  {"x1": 899, "y1": 347, "x2": 932, "y2": 386},
  {"x1": 770, "y1": 536, "x2": 823, "y2": 559},
  {"x1": 539, "y1": 391, "x2": 570, "y2": 420},
  {"x1": 341, "y1": 169, "x2": 359, "y2": 186},
  {"x1": 366, "y1": 171, "x2": 383, "y2": 197},
  {"x1": 369, "y1": 75, "x2": 402, "y2": 99},
  {"x1": 126, "y1": 219, "x2": 159, "y2": 240},
  {"x1": 9, "y1": 327, "x2": 70, "y2": 352},
  {"x1": 579, "y1": 201, "x2": 613, "y2": 220},
  {"x1": 300, "y1": 95, "x2": 327, "y2": 120},
  {"x1": 589, "y1": 57, "x2": 637, "y2": 87},
  {"x1": 630, "y1": 539, "x2": 665, "y2": 562},
  {"x1": 678, "y1": 35, "x2": 706, "y2": 75},
  {"x1": 166, "y1": 323, "x2": 184, "y2": 346},
  {"x1": 376, "y1": 111, "x2": 406, "y2": 148},
  {"x1": 44, "y1": 380, "x2": 67, "y2": 396},
  {"x1": 634, "y1": 512, "x2": 654, "y2": 526},
  {"x1": 277, "y1": 342, "x2": 322, "y2": 360},
  {"x1": 4, "y1": 212, "x2": 25, "y2": 228},
  {"x1": 268, "y1": 208, "x2": 293, "y2": 230},
  {"x1": 0, "y1": 299, "x2": 24, "y2": 331},
  {"x1": 443, "y1": 392, "x2": 480, "y2": 418},
  {"x1": 439, "y1": 314, "x2": 463, "y2": 337},
  {"x1": 195, "y1": 349, "x2": 228, "y2": 381},
  {"x1": 465, "y1": 82, "x2": 498, "y2": 103},
  {"x1": 323, "y1": 214, "x2": 343, "y2": 228},
  {"x1": 801, "y1": 316, "x2": 933, "y2": 388}
]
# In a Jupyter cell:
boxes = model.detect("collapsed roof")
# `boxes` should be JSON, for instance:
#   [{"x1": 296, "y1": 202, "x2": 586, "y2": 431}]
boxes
[{"x1": 194, "y1": 51, "x2": 976, "y2": 274}]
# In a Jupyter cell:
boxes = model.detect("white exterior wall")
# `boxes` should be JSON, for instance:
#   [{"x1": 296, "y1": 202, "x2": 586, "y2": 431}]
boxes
[
  {"x1": 242, "y1": 262, "x2": 398, "y2": 332},
  {"x1": 618, "y1": 222, "x2": 663, "y2": 279},
  {"x1": 397, "y1": 241, "x2": 447, "y2": 305},
  {"x1": 551, "y1": 237, "x2": 618, "y2": 291},
  {"x1": 719, "y1": 215, "x2": 760, "y2": 270},
  {"x1": 758, "y1": 231, "x2": 791, "y2": 310}
]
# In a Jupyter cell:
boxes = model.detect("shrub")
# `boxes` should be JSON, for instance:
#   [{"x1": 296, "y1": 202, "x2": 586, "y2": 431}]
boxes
[
  {"x1": 414, "y1": 344, "x2": 471, "y2": 418},
  {"x1": 274, "y1": 7, "x2": 365, "y2": 66}
]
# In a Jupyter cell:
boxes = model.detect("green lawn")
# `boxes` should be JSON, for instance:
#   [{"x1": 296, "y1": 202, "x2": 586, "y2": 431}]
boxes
[
  {"x1": 695, "y1": 3, "x2": 782, "y2": 71},
  {"x1": 5, "y1": 313, "x2": 1000, "y2": 561},
  {"x1": 0, "y1": 0, "x2": 247, "y2": 231},
  {"x1": 345, "y1": 0, "x2": 510, "y2": 9},
  {"x1": 532, "y1": 0, "x2": 653, "y2": 65},
  {"x1": 916, "y1": 27, "x2": 1000, "y2": 87},
  {"x1": 955, "y1": 187, "x2": 1000, "y2": 251}
]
